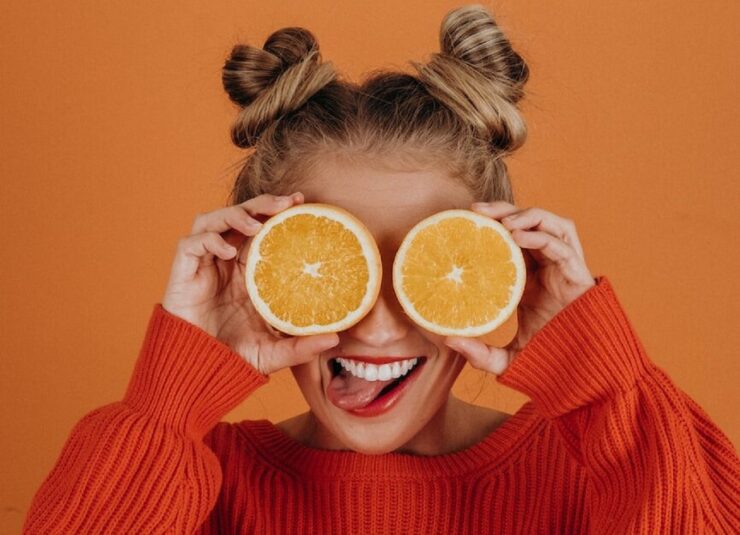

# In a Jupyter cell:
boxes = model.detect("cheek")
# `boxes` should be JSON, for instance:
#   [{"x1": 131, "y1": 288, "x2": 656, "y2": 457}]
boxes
[
  {"x1": 412, "y1": 350, "x2": 467, "y2": 399},
  {"x1": 429, "y1": 351, "x2": 467, "y2": 391},
  {"x1": 290, "y1": 362, "x2": 325, "y2": 398}
]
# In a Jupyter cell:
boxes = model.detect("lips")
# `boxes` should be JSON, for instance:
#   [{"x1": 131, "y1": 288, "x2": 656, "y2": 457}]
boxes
[
  {"x1": 325, "y1": 356, "x2": 426, "y2": 413},
  {"x1": 334, "y1": 355, "x2": 420, "y2": 365},
  {"x1": 343, "y1": 358, "x2": 427, "y2": 417}
]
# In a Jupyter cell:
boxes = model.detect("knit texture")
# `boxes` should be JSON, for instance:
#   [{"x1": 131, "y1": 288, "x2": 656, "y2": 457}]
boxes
[{"x1": 23, "y1": 276, "x2": 740, "y2": 534}]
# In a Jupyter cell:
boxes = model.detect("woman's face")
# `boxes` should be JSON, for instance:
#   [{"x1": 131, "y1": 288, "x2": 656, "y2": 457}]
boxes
[{"x1": 287, "y1": 153, "x2": 477, "y2": 455}]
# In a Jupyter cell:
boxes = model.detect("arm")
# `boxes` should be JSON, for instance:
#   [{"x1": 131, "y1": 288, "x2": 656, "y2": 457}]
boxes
[
  {"x1": 22, "y1": 304, "x2": 269, "y2": 534},
  {"x1": 497, "y1": 276, "x2": 740, "y2": 534}
]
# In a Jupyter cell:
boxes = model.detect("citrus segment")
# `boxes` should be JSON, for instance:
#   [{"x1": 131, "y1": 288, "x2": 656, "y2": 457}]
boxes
[
  {"x1": 245, "y1": 203, "x2": 381, "y2": 336},
  {"x1": 393, "y1": 209, "x2": 526, "y2": 337}
]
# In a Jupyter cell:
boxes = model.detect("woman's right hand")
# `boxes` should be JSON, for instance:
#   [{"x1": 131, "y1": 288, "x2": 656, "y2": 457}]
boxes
[{"x1": 161, "y1": 192, "x2": 340, "y2": 376}]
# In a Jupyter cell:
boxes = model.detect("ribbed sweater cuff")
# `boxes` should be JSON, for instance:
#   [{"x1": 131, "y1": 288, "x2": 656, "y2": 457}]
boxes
[
  {"x1": 496, "y1": 275, "x2": 651, "y2": 418},
  {"x1": 122, "y1": 303, "x2": 269, "y2": 437}
]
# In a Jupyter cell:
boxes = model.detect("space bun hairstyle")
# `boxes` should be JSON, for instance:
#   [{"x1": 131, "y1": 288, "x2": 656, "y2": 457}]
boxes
[
  {"x1": 222, "y1": 27, "x2": 337, "y2": 148},
  {"x1": 411, "y1": 5, "x2": 528, "y2": 155},
  {"x1": 223, "y1": 4, "x2": 529, "y2": 205}
]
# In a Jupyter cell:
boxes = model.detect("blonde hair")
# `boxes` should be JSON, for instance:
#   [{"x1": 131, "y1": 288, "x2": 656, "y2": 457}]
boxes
[{"x1": 222, "y1": 4, "x2": 529, "y2": 205}]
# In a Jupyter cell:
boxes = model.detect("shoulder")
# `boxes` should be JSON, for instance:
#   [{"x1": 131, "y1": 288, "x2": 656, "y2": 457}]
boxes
[{"x1": 203, "y1": 421, "x2": 236, "y2": 452}]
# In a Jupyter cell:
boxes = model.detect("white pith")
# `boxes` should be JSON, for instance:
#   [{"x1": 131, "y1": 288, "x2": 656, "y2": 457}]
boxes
[{"x1": 335, "y1": 357, "x2": 420, "y2": 382}]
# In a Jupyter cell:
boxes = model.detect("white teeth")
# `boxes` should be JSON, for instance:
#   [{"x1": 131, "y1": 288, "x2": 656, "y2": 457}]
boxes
[
  {"x1": 336, "y1": 357, "x2": 421, "y2": 382},
  {"x1": 365, "y1": 364, "x2": 378, "y2": 381},
  {"x1": 378, "y1": 365, "x2": 392, "y2": 381}
]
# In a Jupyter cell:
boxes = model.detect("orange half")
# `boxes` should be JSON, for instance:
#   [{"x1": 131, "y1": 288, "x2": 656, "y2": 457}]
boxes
[
  {"x1": 393, "y1": 209, "x2": 526, "y2": 337},
  {"x1": 245, "y1": 203, "x2": 382, "y2": 336}
]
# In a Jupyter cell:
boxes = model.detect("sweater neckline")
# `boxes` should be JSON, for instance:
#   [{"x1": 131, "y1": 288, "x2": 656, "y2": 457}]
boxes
[{"x1": 238, "y1": 401, "x2": 543, "y2": 479}]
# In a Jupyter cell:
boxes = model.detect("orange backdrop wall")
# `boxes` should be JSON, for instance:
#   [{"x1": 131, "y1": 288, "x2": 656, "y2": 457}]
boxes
[{"x1": 2, "y1": 1, "x2": 738, "y2": 531}]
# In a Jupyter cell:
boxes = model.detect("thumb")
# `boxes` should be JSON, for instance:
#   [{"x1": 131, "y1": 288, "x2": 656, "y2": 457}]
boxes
[
  {"x1": 444, "y1": 336, "x2": 513, "y2": 375},
  {"x1": 295, "y1": 333, "x2": 340, "y2": 362},
  {"x1": 269, "y1": 332, "x2": 340, "y2": 373}
]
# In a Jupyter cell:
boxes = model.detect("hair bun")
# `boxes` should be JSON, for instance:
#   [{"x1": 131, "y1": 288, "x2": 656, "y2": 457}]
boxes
[
  {"x1": 412, "y1": 4, "x2": 529, "y2": 153},
  {"x1": 222, "y1": 27, "x2": 336, "y2": 147},
  {"x1": 439, "y1": 5, "x2": 528, "y2": 103}
]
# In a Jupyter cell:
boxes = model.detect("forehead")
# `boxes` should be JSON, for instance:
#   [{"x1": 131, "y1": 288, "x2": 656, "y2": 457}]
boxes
[{"x1": 295, "y1": 156, "x2": 475, "y2": 250}]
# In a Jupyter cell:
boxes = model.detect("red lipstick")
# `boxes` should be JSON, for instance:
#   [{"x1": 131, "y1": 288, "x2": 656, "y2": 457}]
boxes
[{"x1": 334, "y1": 355, "x2": 421, "y2": 365}]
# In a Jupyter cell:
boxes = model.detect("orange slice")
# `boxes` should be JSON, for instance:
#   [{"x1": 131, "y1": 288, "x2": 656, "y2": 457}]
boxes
[
  {"x1": 393, "y1": 209, "x2": 526, "y2": 337},
  {"x1": 244, "y1": 203, "x2": 381, "y2": 336}
]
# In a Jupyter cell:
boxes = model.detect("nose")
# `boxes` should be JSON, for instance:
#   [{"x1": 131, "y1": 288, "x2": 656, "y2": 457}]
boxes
[{"x1": 344, "y1": 283, "x2": 411, "y2": 349}]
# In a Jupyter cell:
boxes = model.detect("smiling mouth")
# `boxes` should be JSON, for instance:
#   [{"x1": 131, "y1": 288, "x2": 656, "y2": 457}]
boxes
[{"x1": 328, "y1": 356, "x2": 427, "y2": 400}]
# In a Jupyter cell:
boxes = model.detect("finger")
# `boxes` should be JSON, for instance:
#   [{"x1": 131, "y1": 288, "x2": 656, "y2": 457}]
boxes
[
  {"x1": 470, "y1": 200, "x2": 520, "y2": 220},
  {"x1": 562, "y1": 219, "x2": 585, "y2": 260},
  {"x1": 510, "y1": 229, "x2": 585, "y2": 278},
  {"x1": 190, "y1": 192, "x2": 304, "y2": 236},
  {"x1": 170, "y1": 232, "x2": 237, "y2": 282},
  {"x1": 261, "y1": 332, "x2": 340, "y2": 374},
  {"x1": 444, "y1": 336, "x2": 512, "y2": 375},
  {"x1": 242, "y1": 191, "x2": 305, "y2": 220},
  {"x1": 191, "y1": 208, "x2": 263, "y2": 238},
  {"x1": 501, "y1": 208, "x2": 585, "y2": 261}
]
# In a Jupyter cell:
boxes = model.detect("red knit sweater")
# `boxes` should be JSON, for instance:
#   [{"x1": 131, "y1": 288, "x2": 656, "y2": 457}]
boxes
[{"x1": 23, "y1": 276, "x2": 740, "y2": 534}]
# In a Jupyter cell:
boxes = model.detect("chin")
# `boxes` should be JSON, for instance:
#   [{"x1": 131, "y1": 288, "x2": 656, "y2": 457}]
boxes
[
  {"x1": 349, "y1": 442, "x2": 403, "y2": 455},
  {"x1": 326, "y1": 415, "x2": 426, "y2": 455}
]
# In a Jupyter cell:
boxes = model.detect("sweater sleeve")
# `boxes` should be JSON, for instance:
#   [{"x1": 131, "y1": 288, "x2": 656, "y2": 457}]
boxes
[
  {"x1": 496, "y1": 275, "x2": 740, "y2": 534},
  {"x1": 22, "y1": 303, "x2": 269, "y2": 534}
]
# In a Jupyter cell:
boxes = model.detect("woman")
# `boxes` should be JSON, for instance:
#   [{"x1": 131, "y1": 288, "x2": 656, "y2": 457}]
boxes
[{"x1": 24, "y1": 5, "x2": 739, "y2": 533}]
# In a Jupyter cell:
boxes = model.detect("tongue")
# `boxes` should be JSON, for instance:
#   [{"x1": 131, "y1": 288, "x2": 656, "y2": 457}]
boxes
[{"x1": 326, "y1": 367, "x2": 398, "y2": 411}]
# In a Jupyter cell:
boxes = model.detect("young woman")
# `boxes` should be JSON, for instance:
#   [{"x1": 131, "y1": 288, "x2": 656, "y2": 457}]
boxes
[{"x1": 24, "y1": 5, "x2": 739, "y2": 533}]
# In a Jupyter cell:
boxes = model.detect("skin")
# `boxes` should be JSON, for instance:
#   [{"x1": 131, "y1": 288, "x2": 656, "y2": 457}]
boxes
[
  {"x1": 275, "y1": 153, "x2": 596, "y2": 455},
  {"x1": 276, "y1": 155, "x2": 512, "y2": 455},
  {"x1": 162, "y1": 151, "x2": 596, "y2": 457}
]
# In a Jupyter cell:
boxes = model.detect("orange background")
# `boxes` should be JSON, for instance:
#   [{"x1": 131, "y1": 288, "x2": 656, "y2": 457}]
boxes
[{"x1": 2, "y1": 1, "x2": 738, "y2": 531}]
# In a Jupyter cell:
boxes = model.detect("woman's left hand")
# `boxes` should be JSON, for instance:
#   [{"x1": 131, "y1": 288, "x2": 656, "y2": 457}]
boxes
[{"x1": 444, "y1": 201, "x2": 597, "y2": 375}]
